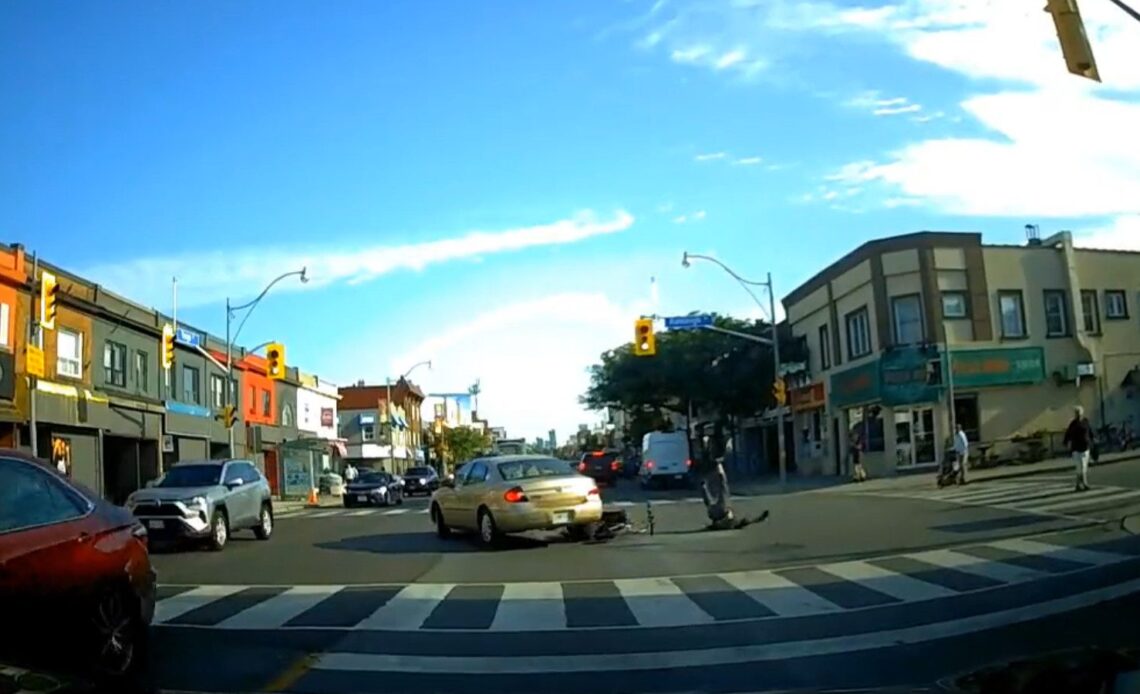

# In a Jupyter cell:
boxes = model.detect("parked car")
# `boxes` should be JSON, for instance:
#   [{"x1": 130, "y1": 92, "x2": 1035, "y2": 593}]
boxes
[
  {"x1": 430, "y1": 455, "x2": 602, "y2": 546},
  {"x1": 0, "y1": 450, "x2": 156, "y2": 687},
  {"x1": 125, "y1": 458, "x2": 273, "y2": 551},
  {"x1": 344, "y1": 470, "x2": 404, "y2": 507},
  {"x1": 577, "y1": 450, "x2": 622, "y2": 486},
  {"x1": 401, "y1": 465, "x2": 441, "y2": 496}
]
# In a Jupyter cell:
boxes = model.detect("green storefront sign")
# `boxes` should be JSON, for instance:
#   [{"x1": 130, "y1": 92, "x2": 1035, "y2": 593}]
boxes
[
  {"x1": 881, "y1": 346, "x2": 942, "y2": 406},
  {"x1": 830, "y1": 360, "x2": 880, "y2": 409},
  {"x1": 949, "y1": 347, "x2": 1045, "y2": 388}
]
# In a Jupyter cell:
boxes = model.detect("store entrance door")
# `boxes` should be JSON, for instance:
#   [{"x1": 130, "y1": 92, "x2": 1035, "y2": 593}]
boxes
[{"x1": 894, "y1": 407, "x2": 937, "y2": 467}]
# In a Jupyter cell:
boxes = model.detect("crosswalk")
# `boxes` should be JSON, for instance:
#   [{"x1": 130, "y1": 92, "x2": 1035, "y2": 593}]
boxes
[
  {"x1": 275, "y1": 497, "x2": 706, "y2": 519},
  {"x1": 856, "y1": 479, "x2": 1140, "y2": 521},
  {"x1": 151, "y1": 536, "x2": 1137, "y2": 632}
]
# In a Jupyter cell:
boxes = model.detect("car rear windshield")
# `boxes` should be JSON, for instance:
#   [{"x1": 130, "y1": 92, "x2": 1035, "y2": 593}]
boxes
[
  {"x1": 498, "y1": 458, "x2": 573, "y2": 481},
  {"x1": 406, "y1": 467, "x2": 434, "y2": 476},
  {"x1": 582, "y1": 452, "x2": 617, "y2": 463},
  {"x1": 358, "y1": 472, "x2": 390, "y2": 484},
  {"x1": 158, "y1": 465, "x2": 222, "y2": 487}
]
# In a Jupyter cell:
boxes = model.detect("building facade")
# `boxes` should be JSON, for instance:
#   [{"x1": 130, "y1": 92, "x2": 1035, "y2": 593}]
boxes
[
  {"x1": 338, "y1": 378, "x2": 425, "y2": 474},
  {"x1": 783, "y1": 230, "x2": 1140, "y2": 478}
]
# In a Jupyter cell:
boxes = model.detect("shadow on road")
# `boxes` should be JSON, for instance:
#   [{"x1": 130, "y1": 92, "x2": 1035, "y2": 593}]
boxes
[
  {"x1": 315, "y1": 531, "x2": 554, "y2": 554},
  {"x1": 931, "y1": 515, "x2": 1059, "y2": 534}
]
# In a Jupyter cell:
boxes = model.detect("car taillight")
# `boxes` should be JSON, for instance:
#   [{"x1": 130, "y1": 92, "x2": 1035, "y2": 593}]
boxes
[
  {"x1": 686, "y1": 459, "x2": 692, "y2": 468},
  {"x1": 610, "y1": 461, "x2": 620, "y2": 471},
  {"x1": 587, "y1": 487, "x2": 600, "y2": 497},
  {"x1": 578, "y1": 462, "x2": 587, "y2": 472},
  {"x1": 503, "y1": 487, "x2": 528, "y2": 503},
  {"x1": 645, "y1": 460, "x2": 655, "y2": 469}
]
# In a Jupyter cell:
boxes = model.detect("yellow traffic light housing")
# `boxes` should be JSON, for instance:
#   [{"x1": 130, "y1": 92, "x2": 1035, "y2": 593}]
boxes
[
  {"x1": 40, "y1": 271, "x2": 59, "y2": 331},
  {"x1": 221, "y1": 405, "x2": 237, "y2": 429},
  {"x1": 772, "y1": 378, "x2": 787, "y2": 406},
  {"x1": 266, "y1": 342, "x2": 286, "y2": 380},
  {"x1": 161, "y1": 324, "x2": 175, "y2": 370},
  {"x1": 633, "y1": 318, "x2": 656, "y2": 357},
  {"x1": 1045, "y1": 0, "x2": 1100, "y2": 82}
]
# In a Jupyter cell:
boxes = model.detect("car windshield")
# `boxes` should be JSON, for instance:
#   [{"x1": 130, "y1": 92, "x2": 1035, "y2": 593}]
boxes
[
  {"x1": 157, "y1": 465, "x2": 222, "y2": 488},
  {"x1": 498, "y1": 458, "x2": 574, "y2": 481},
  {"x1": 406, "y1": 467, "x2": 434, "y2": 476},
  {"x1": 357, "y1": 472, "x2": 389, "y2": 484}
]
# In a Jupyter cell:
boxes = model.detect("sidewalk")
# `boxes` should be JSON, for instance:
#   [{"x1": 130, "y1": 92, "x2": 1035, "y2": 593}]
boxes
[{"x1": 274, "y1": 492, "x2": 343, "y2": 513}]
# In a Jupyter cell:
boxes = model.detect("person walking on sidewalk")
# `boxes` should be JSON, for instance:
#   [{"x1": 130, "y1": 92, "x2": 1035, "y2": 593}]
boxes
[
  {"x1": 849, "y1": 429, "x2": 868, "y2": 482},
  {"x1": 1063, "y1": 406, "x2": 1093, "y2": 492},
  {"x1": 953, "y1": 423, "x2": 970, "y2": 485}
]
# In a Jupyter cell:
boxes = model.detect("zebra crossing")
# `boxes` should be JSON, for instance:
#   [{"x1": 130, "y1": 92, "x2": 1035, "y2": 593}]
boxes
[
  {"x1": 151, "y1": 535, "x2": 1137, "y2": 632},
  {"x1": 274, "y1": 497, "x2": 706, "y2": 519},
  {"x1": 857, "y1": 479, "x2": 1140, "y2": 521}
]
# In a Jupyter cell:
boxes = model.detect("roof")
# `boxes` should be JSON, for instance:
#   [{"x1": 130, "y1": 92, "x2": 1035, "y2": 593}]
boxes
[{"x1": 339, "y1": 380, "x2": 426, "y2": 410}]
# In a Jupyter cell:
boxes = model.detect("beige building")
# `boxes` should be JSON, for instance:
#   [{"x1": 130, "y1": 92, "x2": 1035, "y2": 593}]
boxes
[{"x1": 782, "y1": 230, "x2": 1140, "y2": 478}]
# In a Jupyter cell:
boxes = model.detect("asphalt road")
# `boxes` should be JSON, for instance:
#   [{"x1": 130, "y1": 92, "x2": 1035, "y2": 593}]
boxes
[{"x1": 140, "y1": 469, "x2": 1140, "y2": 693}]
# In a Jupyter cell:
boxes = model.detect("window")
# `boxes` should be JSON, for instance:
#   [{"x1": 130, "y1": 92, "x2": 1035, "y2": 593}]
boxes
[
  {"x1": 210, "y1": 374, "x2": 226, "y2": 409},
  {"x1": 0, "y1": 302, "x2": 9, "y2": 347},
  {"x1": 0, "y1": 458, "x2": 88, "y2": 533},
  {"x1": 247, "y1": 385, "x2": 256, "y2": 413},
  {"x1": 261, "y1": 389, "x2": 271, "y2": 416},
  {"x1": 818, "y1": 324, "x2": 831, "y2": 370},
  {"x1": 1043, "y1": 290, "x2": 1069, "y2": 337},
  {"x1": 845, "y1": 307, "x2": 872, "y2": 359},
  {"x1": 181, "y1": 365, "x2": 200, "y2": 404},
  {"x1": 361, "y1": 423, "x2": 376, "y2": 441},
  {"x1": 1081, "y1": 290, "x2": 1100, "y2": 334},
  {"x1": 281, "y1": 403, "x2": 294, "y2": 427},
  {"x1": 103, "y1": 341, "x2": 127, "y2": 387},
  {"x1": 56, "y1": 328, "x2": 82, "y2": 378},
  {"x1": 1108, "y1": 288, "x2": 1126, "y2": 319},
  {"x1": 135, "y1": 351, "x2": 149, "y2": 392},
  {"x1": 998, "y1": 291, "x2": 1026, "y2": 338},
  {"x1": 847, "y1": 405, "x2": 885, "y2": 452},
  {"x1": 941, "y1": 292, "x2": 968, "y2": 319},
  {"x1": 891, "y1": 294, "x2": 924, "y2": 345}
]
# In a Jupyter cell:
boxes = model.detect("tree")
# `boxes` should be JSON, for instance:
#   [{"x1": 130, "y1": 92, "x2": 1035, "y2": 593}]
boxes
[{"x1": 443, "y1": 426, "x2": 492, "y2": 469}]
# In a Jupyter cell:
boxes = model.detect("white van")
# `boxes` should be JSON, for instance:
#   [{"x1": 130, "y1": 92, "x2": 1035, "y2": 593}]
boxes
[{"x1": 640, "y1": 431, "x2": 692, "y2": 488}]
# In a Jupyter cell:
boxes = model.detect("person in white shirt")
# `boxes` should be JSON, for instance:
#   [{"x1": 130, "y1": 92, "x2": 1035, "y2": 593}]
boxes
[
  {"x1": 953, "y1": 423, "x2": 969, "y2": 485},
  {"x1": 344, "y1": 464, "x2": 358, "y2": 482}
]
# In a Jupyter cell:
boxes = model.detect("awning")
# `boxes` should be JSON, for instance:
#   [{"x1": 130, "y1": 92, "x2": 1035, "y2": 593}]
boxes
[{"x1": 333, "y1": 440, "x2": 348, "y2": 457}]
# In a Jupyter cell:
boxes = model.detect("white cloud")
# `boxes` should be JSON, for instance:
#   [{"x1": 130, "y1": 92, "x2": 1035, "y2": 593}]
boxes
[
  {"x1": 673, "y1": 209, "x2": 707, "y2": 224},
  {"x1": 391, "y1": 291, "x2": 652, "y2": 439},
  {"x1": 1075, "y1": 215, "x2": 1140, "y2": 252},
  {"x1": 844, "y1": 90, "x2": 926, "y2": 116},
  {"x1": 673, "y1": 214, "x2": 689, "y2": 224},
  {"x1": 732, "y1": 156, "x2": 763, "y2": 166},
  {"x1": 694, "y1": 151, "x2": 728, "y2": 162},
  {"x1": 80, "y1": 209, "x2": 635, "y2": 308},
  {"x1": 692, "y1": 209, "x2": 707, "y2": 221}
]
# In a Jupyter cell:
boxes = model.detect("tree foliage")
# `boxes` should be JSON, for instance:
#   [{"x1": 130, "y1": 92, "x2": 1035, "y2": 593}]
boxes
[
  {"x1": 444, "y1": 426, "x2": 492, "y2": 466},
  {"x1": 581, "y1": 313, "x2": 807, "y2": 429}
]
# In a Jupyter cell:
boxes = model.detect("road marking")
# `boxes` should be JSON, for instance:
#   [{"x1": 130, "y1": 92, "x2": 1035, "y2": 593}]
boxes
[
  {"x1": 216, "y1": 585, "x2": 345, "y2": 629},
  {"x1": 356, "y1": 583, "x2": 454, "y2": 630},
  {"x1": 262, "y1": 653, "x2": 318, "y2": 692},
  {"x1": 347, "y1": 510, "x2": 373, "y2": 517},
  {"x1": 1023, "y1": 488, "x2": 1140, "y2": 513},
  {"x1": 307, "y1": 575, "x2": 1140, "y2": 673},
  {"x1": 720, "y1": 570, "x2": 843, "y2": 617},
  {"x1": 816, "y1": 560, "x2": 956, "y2": 602},
  {"x1": 154, "y1": 585, "x2": 246, "y2": 624},
  {"x1": 489, "y1": 582, "x2": 566, "y2": 631},
  {"x1": 904, "y1": 548, "x2": 1046, "y2": 584},
  {"x1": 613, "y1": 577, "x2": 715, "y2": 627},
  {"x1": 383, "y1": 509, "x2": 411, "y2": 515},
  {"x1": 987, "y1": 537, "x2": 1123, "y2": 567}
]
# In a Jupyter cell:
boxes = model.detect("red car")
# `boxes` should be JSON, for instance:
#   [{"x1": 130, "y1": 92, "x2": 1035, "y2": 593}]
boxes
[{"x1": 0, "y1": 450, "x2": 156, "y2": 687}]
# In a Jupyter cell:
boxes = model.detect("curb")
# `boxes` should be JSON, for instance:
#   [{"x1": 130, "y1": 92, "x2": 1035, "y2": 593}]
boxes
[{"x1": 967, "y1": 451, "x2": 1140, "y2": 484}]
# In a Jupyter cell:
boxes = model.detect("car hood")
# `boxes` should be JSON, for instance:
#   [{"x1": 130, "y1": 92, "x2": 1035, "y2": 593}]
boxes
[{"x1": 130, "y1": 485, "x2": 223, "y2": 503}]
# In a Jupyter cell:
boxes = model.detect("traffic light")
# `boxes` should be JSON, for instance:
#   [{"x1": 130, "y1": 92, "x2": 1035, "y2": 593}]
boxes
[
  {"x1": 220, "y1": 405, "x2": 237, "y2": 429},
  {"x1": 1045, "y1": 0, "x2": 1099, "y2": 82},
  {"x1": 161, "y1": 324, "x2": 175, "y2": 370},
  {"x1": 266, "y1": 342, "x2": 286, "y2": 379},
  {"x1": 772, "y1": 378, "x2": 787, "y2": 406},
  {"x1": 40, "y1": 271, "x2": 59, "y2": 331},
  {"x1": 633, "y1": 318, "x2": 656, "y2": 357}
]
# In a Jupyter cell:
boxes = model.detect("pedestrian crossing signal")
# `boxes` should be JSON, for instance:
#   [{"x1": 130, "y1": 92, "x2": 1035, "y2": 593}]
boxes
[
  {"x1": 633, "y1": 318, "x2": 656, "y2": 357},
  {"x1": 266, "y1": 342, "x2": 286, "y2": 380}
]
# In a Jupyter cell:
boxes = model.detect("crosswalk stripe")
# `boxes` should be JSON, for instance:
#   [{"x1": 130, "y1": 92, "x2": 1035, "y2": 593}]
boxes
[
  {"x1": 384, "y1": 509, "x2": 411, "y2": 515},
  {"x1": 943, "y1": 484, "x2": 1070, "y2": 504},
  {"x1": 489, "y1": 582, "x2": 566, "y2": 631},
  {"x1": 987, "y1": 538, "x2": 1123, "y2": 567},
  {"x1": 816, "y1": 560, "x2": 957, "y2": 602},
  {"x1": 217, "y1": 585, "x2": 346, "y2": 629},
  {"x1": 309, "y1": 510, "x2": 339, "y2": 518},
  {"x1": 720, "y1": 570, "x2": 843, "y2": 617},
  {"x1": 154, "y1": 585, "x2": 246, "y2": 624},
  {"x1": 356, "y1": 583, "x2": 454, "y2": 630},
  {"x1": 904, "y1": 548, "x2": 1046, "y2": 584},
  {"x1": 1021, "y1": 488, "x2": 1140, "y2": 513},
  {"x1": 613, "y1": 577, "x2": 715, "y2": 627},
  {"x1": 347, "y1": 510, "x2": 373, "y2": 517}
]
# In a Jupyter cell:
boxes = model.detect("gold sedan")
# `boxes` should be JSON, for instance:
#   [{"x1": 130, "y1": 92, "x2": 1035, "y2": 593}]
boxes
[{"x1": 430, "y1": 455, "x2": 603, "y2": 545}]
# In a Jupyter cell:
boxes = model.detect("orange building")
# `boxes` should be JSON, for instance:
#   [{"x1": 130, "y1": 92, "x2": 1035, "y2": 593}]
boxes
[{"x1": 0, "y1": 245, "x2": 26, "y2": 447}]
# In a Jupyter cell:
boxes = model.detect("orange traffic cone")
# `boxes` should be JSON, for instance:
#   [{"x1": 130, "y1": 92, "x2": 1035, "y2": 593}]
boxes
[{"x1": 306, "y1": 487, "x2": 319, "y2": 507}]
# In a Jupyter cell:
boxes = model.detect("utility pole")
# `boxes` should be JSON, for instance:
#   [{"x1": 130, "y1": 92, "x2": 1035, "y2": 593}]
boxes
[
  {"x1": 769, "y1": 271, "x2": 786, "y2": 484},
  {"x1": 28, "y1": 253, "x2": 40, "y2": 457},
  {"x1": 386, "y1": 376, "x2": 394, "y2": 471}
]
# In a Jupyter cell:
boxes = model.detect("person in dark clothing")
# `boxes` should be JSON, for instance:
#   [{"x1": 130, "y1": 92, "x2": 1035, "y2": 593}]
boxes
[
  {"x1": 1063, "y1": 406, "x2": 1093, "y2": 491},
  {"x1": 694, "y1": 423, "x2": 734, "y2": 527}
]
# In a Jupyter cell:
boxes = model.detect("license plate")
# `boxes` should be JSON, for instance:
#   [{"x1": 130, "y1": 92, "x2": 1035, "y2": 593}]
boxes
[
  {"x1": 147, "y1": 520, "x2": 164, "y2": 530},
  {"x1": 674, "y1": 474, "x2": 684, "y2": 480},
  {"x1": 552, "y1": 511, "x2": 571, "y2": 525},
  {"x1": 357, "y1": 495, "x2": 368, "y2": 502}
]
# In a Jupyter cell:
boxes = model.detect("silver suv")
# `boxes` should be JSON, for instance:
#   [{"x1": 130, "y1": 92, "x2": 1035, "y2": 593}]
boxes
[{"x1": 125, "y1": 458, "x2": 273, "y2": 551}]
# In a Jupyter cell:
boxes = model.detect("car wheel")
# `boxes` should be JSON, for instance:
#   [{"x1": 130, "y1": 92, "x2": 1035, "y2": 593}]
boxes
[
  {"x1": 89, "y1": 585, "x2": 148, "y2": 686},
  {"x1": 208, "y1": 510, "x2": 228, "y2": 551},
  {"x1": 253, "y1": 503, "x2": 273, "y2": 540},
  {"x1": 432, "y1": 504, "x2": 451, "y2": 538},
  {"x1": 477, "y1": 507, "x2": 499, "y2": 547}
]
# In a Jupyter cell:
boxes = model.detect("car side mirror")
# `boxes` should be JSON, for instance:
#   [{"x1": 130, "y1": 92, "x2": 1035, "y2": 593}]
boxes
[{"x1": 226, "y1": 478, "x2": 245, "y2": 489}]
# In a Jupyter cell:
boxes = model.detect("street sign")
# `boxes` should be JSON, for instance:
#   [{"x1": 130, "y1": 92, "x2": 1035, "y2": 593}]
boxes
[
  {"x1": 664, "y1": 314, "x2": 713, "y2": 330},
  {"x1": 175, "y1": 327, "x2": 202, "y2": 347}
]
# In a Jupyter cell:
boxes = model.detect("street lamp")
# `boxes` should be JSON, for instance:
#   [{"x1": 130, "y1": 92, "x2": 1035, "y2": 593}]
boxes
[
  {"x1": 223, "y1": 267, "x2": 309, "y2": 455},
  {"x1": 682, "y1": 251, "x2": 787, "y2": 483},
  {"x1": 387, "y1": 360, "x2": 432, "y2": 471}
]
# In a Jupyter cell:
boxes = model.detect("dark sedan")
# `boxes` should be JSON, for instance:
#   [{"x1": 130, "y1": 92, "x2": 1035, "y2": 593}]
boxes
[
  {"x1": 578, "y1": 450, "x2": 621, "y2": 486},
  {"x1": 343, "y1": 471, "x2": 404, "y2": 507},
  {"x1": 400, "y1": 466, "x2": 440, "y2": 496}
]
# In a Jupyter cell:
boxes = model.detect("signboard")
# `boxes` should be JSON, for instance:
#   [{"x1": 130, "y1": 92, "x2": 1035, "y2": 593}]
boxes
[
  {"x1": 829, "y1": 360, "x2": 880, "y2": 409},
  {"x1": 790, "y1": 383, "x2": 825, "y2": 412},
  {"x1": 175, "y1": 327, "x2": 202, "y2": 348},
  {"x1": 282, "y1": 456, "x2": 312, "y2": 497},
  {"x1": 881, "y1": 346, "x2": 942, "y2": 406},
  {"x1": 950, "y1": 347, "x2": 1045, "y2": 388},
  {"x1": 664, "y1": 314, "x2": 713, "y2": 330},
  {"x1": 25, "y1": 345, "x2": 44, "y2": 378}
]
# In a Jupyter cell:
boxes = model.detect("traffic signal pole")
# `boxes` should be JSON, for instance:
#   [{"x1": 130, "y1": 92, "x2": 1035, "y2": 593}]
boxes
[{"x1": 768, "y1": 271, "x2": 786, "y2": 485}]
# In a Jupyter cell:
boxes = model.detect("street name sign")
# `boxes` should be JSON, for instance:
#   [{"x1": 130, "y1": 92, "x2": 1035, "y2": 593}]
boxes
[{"x1": 664, "y1": 314, "x2": 713, "y2": 330}]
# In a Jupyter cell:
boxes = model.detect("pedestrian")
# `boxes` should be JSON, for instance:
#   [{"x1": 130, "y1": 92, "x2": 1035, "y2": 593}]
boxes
[
  {"x1": 849, "y1": 430, "x2": 868, "y2": 482},
  {"x1": 953, "y1": 423, "x2": 969, "y2": 485},
  {"x1": 1063, "y1": 406, "x2": 1093, "y2": 491},
  {"x1": 694, "y1": 423, "x2": 734, "y2": 528},
  {"x1": 344, "y1": 463, "x2": 358, "y2": 482}
]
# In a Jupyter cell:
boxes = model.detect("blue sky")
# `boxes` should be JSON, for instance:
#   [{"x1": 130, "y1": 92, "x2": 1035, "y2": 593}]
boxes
[{"x1": 2, "y1": 0, "x2": 1137, "y2": 440}]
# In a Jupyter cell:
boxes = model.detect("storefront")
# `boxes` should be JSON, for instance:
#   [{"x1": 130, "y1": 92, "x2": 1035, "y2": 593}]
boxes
[
  {"x1": 829, "y1": 360, "x2": 884, "y2": 475},
  {"x1": 880, "y1": 345, "x2": 943, "y2": 469},
  {"x1": 946, "y1": 346, "x2": 1047, "y2": 446},
  {"x1": 789, "y1": 382, "x2": 828, "y2": 475}
]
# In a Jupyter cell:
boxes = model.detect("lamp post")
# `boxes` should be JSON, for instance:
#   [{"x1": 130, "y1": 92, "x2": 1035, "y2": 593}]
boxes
[
  {"x1": 387, "y1": 360, "x2": 432, "y2": 471},
  {"x1": 682, "y1": 251, "x2": 786, "y2": 483},
  {"x1": 224, "y1": 268, "x2": 308, "y2": 456}
]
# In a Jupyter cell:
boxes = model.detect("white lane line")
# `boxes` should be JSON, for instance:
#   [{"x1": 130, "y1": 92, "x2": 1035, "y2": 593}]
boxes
[
  {"x1": 217, "y1": 585, "x2": 345, "y2": 629},
  {"x1": 356, "y1": 583, "x2": 454, "y2": 630},
  {"x1": 816, "y1": 560, "x2": 956, "y2": 602},
  {"x1": 384, "y1": 509, "x2": 411, "y2": 515},
  {"x1": 309, "y1": 576, "x2": 1140, "y2": 673},
  {"x1": 613, "y1": 577, "x2": 715, "y2": 628},
  {"x1": 905, "y1": 548, "x2": 1045, "y2": 584},
  {"x1": 309, "y1": 510, "x2": 339, "y2": 518},
  {"x1": 154, "y1": 586, "x2": 246, "y2": 624},
  {"x1": 348, "y1": 510, "x2": 373, "y2": 517},
  {"x1": 720, "y1": 570, "x2": 843, "y2": 617},
  {"x1": 489, "y1": 582, "x2": 566, "y2": 632}
]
